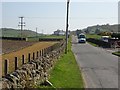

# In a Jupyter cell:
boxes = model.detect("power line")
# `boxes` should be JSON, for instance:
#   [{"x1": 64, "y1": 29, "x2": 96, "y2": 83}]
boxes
[{"x1": 25, "y1": 16, "x2": 117, "y2": 19}]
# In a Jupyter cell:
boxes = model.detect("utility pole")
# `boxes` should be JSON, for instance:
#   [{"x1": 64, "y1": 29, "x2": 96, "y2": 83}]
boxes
[
  {"x1": 18, "y1": 17, "x2": 25, "y2": 40},
  {"x1": 65, "y1": 0, "x2": 70, "y2": 54}
]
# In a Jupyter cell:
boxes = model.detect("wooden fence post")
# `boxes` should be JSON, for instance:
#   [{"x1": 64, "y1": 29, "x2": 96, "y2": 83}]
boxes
[
  {"x1": 44, "y1": 48, "x2": 46, "y2": 56},
  {"x1": 48, "y1": 47, "x2": 50, "y2": 53},
  {"x1": 33, "y1": 52, "x2": 35, "y2": 60},
  {"x1": 15, "y1": 57, "x2": 18, "y2": 70},
  {"x1": 42, "y1": 49, "x2": 44, "y2": 57},
  {"x1": 47, "y1": 47, "x2": 49, "y2": 54},
  {"x1": 42, "y1": 49, "x2": 45, "y2": 56},
  {"x1": 50, "y1": 46, "x2": 52, "y2": 51},
  {"x1": 44, "y1": 48, "x2": 45, "y2": 57},
  {"x1": 41, "y1": 50, "x2": 42, "y2": 57},
  {"x1": 46, "y1": 47, "x2": 48, "y2": 54},
  {"x1": 28, "y1": 53, "x2": 31, "y2": 62},
  {"x1": 40, "y1": 50, "x2": 41, "y2": 57},
  {"x1": 49, "y1": 47, "x2": 50, "y2": 52},
  {"x1": 41, "y1": 49, "x2": 43, "y2": 56},
  {"x1": 22, "y1": 55, "x2": 24, "y2": 65},
  {"x1": 54, "y1": 44, "x2": 56, "y2": 49},
  {"x1": 4, "y1": 60, "x2": 8, "y2": 76},
  {"x1": 53, "y1": 44, "x2": 55, "y2": 50},
  {"x1": 37, "y1": 51, "x2": 38, "y2": 58},
  {"x1": 46, "y1": 48, "x2": 48, "y2": 54}
]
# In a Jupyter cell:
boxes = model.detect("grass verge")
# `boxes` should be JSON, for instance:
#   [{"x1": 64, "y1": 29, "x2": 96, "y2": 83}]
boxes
[
  {"x1": 112, "y1": 51, "x2": 120, "y2": 57},
  {"x1": 47, "y1": 37, "x2": 84, "y2": 88},
  {"x1": 87, "y1": 41, "x2": 98, "y2": 47},
  {"x1": 86, "y1": 34, "x2": 100, "y2": 47}
]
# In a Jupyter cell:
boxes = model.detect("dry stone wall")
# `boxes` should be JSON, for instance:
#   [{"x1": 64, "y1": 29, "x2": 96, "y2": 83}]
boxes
[{"x1": 2, "y1": 41, "x2": 65, "y2": 89}]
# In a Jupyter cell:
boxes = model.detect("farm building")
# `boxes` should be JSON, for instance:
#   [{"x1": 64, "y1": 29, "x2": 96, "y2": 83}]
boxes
[{"x1": 54, "y1": 29, "x2": 65, "y2": 36}]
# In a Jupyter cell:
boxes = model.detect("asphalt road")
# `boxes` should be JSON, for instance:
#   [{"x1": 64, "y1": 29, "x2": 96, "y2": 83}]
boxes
[{"x1": 72, "y1": 35, "x2": 118, "y2": 88}]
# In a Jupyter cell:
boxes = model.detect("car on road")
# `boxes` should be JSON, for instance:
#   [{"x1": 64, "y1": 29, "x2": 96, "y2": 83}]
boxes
[{"x1": 78, "y1": 34, "x2": 86, "y2": 43}]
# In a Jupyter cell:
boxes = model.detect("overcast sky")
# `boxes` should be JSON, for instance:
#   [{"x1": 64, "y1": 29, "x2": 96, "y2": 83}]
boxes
[{"x1": 1, "y1": 0, "x2": 119, "y2": 34}]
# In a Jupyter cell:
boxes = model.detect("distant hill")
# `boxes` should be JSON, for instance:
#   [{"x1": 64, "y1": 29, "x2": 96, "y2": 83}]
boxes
[
  {"x1": 82, "y1": 24, "x2": 119, "y2": 34},
  {"x1": 0, "y1": 28, "x2": 42, "y2": 37}
]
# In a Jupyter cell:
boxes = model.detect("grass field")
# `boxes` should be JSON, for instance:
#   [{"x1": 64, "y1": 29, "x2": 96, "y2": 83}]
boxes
[
  {"x1": 27, "y1": 35, "x2": 65, "y2": 41},
  {"x1": 1, "y1": 28, "x2": 39, "y2": 37},
  {"x1": 40, "y1": 35, "x2": 65, "y2": 39},
  {"x1": 86, "y1": 34, "x2": 101, "y2": 39},
  {"x1": 87, "y1": 42, "x2": 98, "y2": 47},
  {"x1": 46, "y1": 37, "x2": 84, "y2": 88},
  {"x1": 2, "y1": 40, "x2": 37, "y2": 54},
  {"x1": 2, "y1": 41, "x2": 57, "y2": 76},
  {"x1": 112, "y1": 51, "x2": 120, "y2": 57}
]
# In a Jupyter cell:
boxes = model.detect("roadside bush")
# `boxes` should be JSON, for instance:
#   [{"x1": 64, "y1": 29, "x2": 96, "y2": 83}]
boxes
[
  {"x1": 111, "y1": 33, "x2": 120, "y2": 39},
  {"x1": 87, "y1": 38, "x2": 111, "y2": 48}
]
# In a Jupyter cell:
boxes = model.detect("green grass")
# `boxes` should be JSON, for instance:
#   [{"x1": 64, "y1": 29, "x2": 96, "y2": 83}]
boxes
[
  {"x1": 1, "y1": 28, "x2": 39, "y2": 37},
  {"x1": 39, "y1": 35, "x2": 65, "y2": 39},
  {"x1": 86, "y1": 34, "x2": 101, "y2": 47},
  {"x1": 48, "y1": 37, "x2": 84, "y2": 88},
  {"x1": 1, "y1": 28, "x2": 65, "y2": 40},
  {"x1": 36, "y1": 86, "x2": 55, "y2": 89},
  {"x1": 26, "y1": 37, "x2": 40, "y2": 41},
  {"x1": 27, "y1": 35, "x2": 65, "y2": 41},
  {"x1": 86, "y1": 34, "x2": 101, "y2": 39},
  {"x1": 112, "y1": 51, "x2": 120, "y2": 57},
  {"x1": 87, "y1": 42, "x2": 98, "y2": 47}
]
